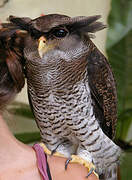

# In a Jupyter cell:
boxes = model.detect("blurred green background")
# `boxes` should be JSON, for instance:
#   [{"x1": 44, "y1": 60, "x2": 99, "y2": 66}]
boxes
[
  {"x1": 106, "y1": 1, "x2": 132, "y2": 179},
  {"x1": 1, "y1": 0, "x2": 132, "y2": 179}
]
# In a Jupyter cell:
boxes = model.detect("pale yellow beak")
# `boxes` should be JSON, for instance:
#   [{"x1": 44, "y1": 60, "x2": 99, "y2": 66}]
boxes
[{"x1": 38, "y1": 36, "x2": 47, "y2": 58}]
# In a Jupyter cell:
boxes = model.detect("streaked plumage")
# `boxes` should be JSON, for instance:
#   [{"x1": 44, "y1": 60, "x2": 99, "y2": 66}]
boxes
[{"x1": 0, "y1": 14, "x2": 121, "y2": 179}]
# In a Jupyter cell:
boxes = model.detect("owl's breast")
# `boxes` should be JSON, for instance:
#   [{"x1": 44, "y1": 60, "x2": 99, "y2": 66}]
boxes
[
  {"x1": 28, "y1": 73, "x2": 93, "y2": 128},
  {"x1": 26, "y1": 55, "x2": 93, "y2": 137}
]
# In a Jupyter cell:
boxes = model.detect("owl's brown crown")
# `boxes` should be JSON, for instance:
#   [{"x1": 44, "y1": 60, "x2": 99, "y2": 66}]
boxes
[{"x1": 9, "y1": 14, "x2": 106, "y2": 36}]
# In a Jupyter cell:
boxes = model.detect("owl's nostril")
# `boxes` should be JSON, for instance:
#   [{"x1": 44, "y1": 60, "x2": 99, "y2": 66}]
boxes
[{"x1": 39, "y1": 36, "x2": 47, "y2": 43}]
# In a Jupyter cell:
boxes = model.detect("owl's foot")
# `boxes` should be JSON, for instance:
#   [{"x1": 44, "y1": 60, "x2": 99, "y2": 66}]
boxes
[
  {"x1": 40, "y1": 143, "x2": 98, "y2": 178},
  {"x1": 39, "y1": 143, "x2": 65, "y2": 158},
  {"x1": 65, "y1": 155, "x2": 98, "y2": 178}
]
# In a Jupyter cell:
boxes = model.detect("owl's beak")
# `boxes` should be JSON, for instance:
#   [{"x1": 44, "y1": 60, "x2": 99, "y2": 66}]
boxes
[{"x1": 38, "y1": 36, "x2": 47, "y2": 58}]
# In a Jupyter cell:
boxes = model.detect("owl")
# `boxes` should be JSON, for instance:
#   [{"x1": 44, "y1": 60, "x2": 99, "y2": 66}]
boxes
[{"x1": 0, "y1": 14, "x2": 121, "y2": 179}]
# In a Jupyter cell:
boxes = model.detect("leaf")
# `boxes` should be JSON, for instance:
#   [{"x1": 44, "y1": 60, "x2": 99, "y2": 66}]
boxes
[
  {"x1": 106, "y1": 0, "x2": 132, "y2": 142},
  {"x1": 15, "y1": 132, "x2": 41, "y2": 144},
  {"x1": 120, "y1": 152, "x2": 132, "y2": 180},
  {"x1": 117, "y1": 109, "x2": 132, "y2": 141},
  {"x1": 106, "y1": 0, "x2": 132, "y2": 49},
  {"x1": 8, "y1": 101, "x2": 34, "y2": 119}
]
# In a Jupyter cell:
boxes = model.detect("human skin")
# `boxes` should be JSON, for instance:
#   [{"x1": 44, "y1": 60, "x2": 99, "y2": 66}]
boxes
[{"x1": 0, "y1": 115, "x2": 98, "y2": 180}]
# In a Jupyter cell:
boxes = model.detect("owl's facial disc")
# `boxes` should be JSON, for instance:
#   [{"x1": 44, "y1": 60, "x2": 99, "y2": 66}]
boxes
[
  {"x1": 38, "y1": 27, "x2": 69, "y2": 58},
  {"x1": 38, "y1": 36, "x2": 54, "y2": 58}
]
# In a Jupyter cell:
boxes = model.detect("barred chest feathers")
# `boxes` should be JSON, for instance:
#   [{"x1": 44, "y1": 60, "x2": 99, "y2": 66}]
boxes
[{"x1": 26, "y1": 55, "x2": 94, "y2": 138}]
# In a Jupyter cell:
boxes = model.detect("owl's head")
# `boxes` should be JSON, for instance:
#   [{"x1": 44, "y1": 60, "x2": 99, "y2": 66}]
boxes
[{"x1": 9, "y1": 14, "x2": 106, "y2": 63}]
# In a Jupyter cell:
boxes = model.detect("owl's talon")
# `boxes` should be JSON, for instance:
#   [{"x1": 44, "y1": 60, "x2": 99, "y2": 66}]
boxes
[
  {"x1": 51, "y1": 142, "x2": 64, "y2": 156},
  {"x1": 51, "y1": 149, "x2": 56, "y2": 156},
  {"x1": 65, "y1": 157, "x2": 72, "y2": 170},
  {"x1": 86, "y1": 167, "x2": 95, "y2": 178}
]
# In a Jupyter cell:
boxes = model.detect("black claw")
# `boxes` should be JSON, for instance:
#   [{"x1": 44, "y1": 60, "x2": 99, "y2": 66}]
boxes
[
  {"x1": 65, "y1": 157, "x2": 72, "y2": 170},
  {"x1": 51, "y1": 149, "x2": 56, "y2": 156},
  {"x1": 51, "y1": 143, "x2": 61, "y2": 156},
  {"x1": 86, "y1": 168, "x2": 95, "y2": 178}
]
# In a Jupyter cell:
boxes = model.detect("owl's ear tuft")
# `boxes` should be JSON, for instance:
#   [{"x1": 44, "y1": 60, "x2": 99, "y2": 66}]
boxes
[
  {"x1": 9, "y1": 15, "x2": 31, "y2": 31},
  {"x1": 67, "y1": 15, "x2": 106, "y2": 35}
]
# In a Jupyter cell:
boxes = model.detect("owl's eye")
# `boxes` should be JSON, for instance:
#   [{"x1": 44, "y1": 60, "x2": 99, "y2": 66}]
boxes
[{"x1": 52, "y1": 28, "x2": 68, "y2": 38}]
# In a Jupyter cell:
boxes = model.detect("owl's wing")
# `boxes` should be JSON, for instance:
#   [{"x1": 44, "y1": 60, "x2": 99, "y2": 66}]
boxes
[
  {"x1": 87, "y1": 43, "x2": 117, "y2": 139},
  {"x1": 27, "y1": 90, "x2": 43, "y2": 135}
]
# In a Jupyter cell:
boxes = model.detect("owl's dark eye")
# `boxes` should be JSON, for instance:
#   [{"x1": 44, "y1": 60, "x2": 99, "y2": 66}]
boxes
[{"x1": 52, "y1": 28, "x2": 68, "y2": 38}]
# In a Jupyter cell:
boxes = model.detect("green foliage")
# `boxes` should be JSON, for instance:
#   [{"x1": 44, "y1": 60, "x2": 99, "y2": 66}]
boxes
[
  {"x1": 6, "y1": 102, "x2": 41, "y2": 144},
  {"x1": 106, "y1": 0, "x2": 132, "y2": 143},
  {"x1": 15, "y1": 132, "x2": 41, "y2": 144},
  {"x1": 8, "y1": 102, "x2": 34, "y2": 119},
  {"x1": 106, "y1": 1, "x2": 132, "y2": 179},
  {"x1": 106, "y1": 0, "x2": 132, "y2": 49},
  {"x1": 120, "y1": 152, "x2": 132, "y2": 180}
]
